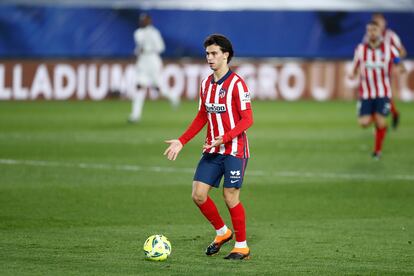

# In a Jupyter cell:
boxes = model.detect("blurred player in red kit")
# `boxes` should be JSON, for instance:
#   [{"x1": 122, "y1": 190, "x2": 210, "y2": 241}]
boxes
[
  {"x1": 371, "y1": 13, "x2": 407, "y2": 129},
  {"x1": 164, "y1": 34, "x2": 253, "y2": 259},
  {"x1": 351, "y1": 21, "x2": 402, "y2": 159}
]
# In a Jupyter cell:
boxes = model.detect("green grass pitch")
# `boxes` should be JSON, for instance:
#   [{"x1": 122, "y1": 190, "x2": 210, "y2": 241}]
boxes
[{"x1": 0, "y1": 100, "x2": 413, "y2": 275}]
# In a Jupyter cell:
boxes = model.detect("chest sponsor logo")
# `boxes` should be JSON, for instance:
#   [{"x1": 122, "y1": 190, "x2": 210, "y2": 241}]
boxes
[
  {"x1": 365, "y1": 61, "x2": 386, "y2": 69},
  {"x1": 205, "y1": 103, "x2": 226, "y2": 113}
]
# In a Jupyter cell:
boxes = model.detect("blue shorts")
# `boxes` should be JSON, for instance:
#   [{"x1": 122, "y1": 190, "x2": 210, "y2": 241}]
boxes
[
  {"x1": 358, "y1": 98, "x2": 391, "y2": 117},
  {"x1": 193, "y1": 153, "x2": 248, "y2": 189}
]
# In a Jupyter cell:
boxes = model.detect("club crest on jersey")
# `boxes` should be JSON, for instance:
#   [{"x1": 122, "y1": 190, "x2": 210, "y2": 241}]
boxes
[
  {"x1": 205, "y1": 103, "x2": 226, "y2": 113},
  {"x1": 219, "y1": 88, "x2": 227, "y2": 98}
]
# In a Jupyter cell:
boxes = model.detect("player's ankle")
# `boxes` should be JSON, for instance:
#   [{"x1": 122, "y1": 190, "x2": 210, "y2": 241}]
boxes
[
  {"x1": 216, "y1": 225, "x2": 228, "y2": 236},
  {"x1": 234, "y1": 241, "x2": 248, "y2": 248}
]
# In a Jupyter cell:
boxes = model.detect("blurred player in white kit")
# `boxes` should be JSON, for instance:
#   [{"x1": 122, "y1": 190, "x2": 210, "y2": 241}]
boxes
[{"x1": 129, "y1": 13, "x2": 180, "y2": 123}]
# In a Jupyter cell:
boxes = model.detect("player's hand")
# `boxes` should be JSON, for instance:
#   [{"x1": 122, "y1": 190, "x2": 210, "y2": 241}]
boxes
[
  {"x1": 347, "y1": 72, "x2": 356, "y2": 80},
  {"x1": 164, "y1": 139, "x2": 183, "y2": 161},
  {"x1": 203, "y1": 136, "x2": 223, "y2": 150}
]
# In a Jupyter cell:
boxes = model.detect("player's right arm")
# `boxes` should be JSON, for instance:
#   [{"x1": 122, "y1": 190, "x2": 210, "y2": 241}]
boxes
[
  {"x1": 164, "y1": 109, "x2": 208, "y2": 161},
  {"x1": 164, "y1": 86, "x2": 208, "y2": 161},
  {"x1": 349, "y1": 44, "x2": 362, "y2": 80}
]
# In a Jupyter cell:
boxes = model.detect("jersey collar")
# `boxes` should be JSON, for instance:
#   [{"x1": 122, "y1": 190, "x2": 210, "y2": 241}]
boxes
[{"x1": 211, "y1": 69, "x2": 232, "y2": 85}]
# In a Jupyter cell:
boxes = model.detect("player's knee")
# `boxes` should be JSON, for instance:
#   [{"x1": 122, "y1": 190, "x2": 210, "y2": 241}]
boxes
[
  {"x1": 374, "y1": 117, "x2": 387, "y2": 128},
  {"x1": 358, "y1": 119, "x2": 371, "y2": 128},
  {"x1": 376, "y1": 121, "x2": 387, "y2": 129},
  {"x1": 223, "y1": 192, "x2": 239, "y2": 208},
  {"x1": 191, "y1": 191, "x2": 207, "y2": 206}
]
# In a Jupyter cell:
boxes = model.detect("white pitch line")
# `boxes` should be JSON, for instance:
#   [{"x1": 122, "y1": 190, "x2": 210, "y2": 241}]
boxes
[{"x1": 0, "y1": 158, "x2": 413, "y2": 182}]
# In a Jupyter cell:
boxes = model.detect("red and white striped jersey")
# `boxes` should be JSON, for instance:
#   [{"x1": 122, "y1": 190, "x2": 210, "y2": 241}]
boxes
[
  {"x1": 200, "y1": 70, "x2": 252, "y2": 158},
  {"x1": 352, "y1": 42, "x2": 399, "y2": 99},
  {"x1": 178, "y1": 70, "x2": 253, "y2": 158},
  {"x1": 383, "y1": 29, "x2": 403, "y2": 52}
]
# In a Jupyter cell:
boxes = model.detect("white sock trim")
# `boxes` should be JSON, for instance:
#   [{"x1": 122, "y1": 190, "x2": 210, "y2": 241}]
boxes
[
  {"x1": 216, "y1": 225, "x2": 228, "y2": 236},
  {"x1": 234, "y1": 241, "x2": 247, "y2": 248}
]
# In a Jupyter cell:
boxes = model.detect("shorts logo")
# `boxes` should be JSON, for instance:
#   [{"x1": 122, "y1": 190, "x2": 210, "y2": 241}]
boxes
[
  {"x1": 219, "y1": 88, "x2": 227, "y2": 98},
  {"x1": 230, "y1": 170, "x2": 240, "y2": 176},
  {"x1": 230, "y1": 180, "x2": 239, "y2": 184},
  {"x1": 383, "y1": 103, "x2": 391, "y2": 114},
  {"x1": 230, "y1": 170, "x2": 241, "y2": 180},
  {"x1": 205, "y1": 103, "x2": 226, "y2": 113}
]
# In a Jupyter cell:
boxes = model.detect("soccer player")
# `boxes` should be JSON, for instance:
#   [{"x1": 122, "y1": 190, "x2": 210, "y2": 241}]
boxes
[
  {"x1": 371, "y1": 13, "x2": 407, "y2": 129},
  {"x1": 128, "y1": 14, "x2": 180, "y2": 123},
  {"x1": 164, "y1": 34, "x2": 253, "y2": 260},
  {"x1": 351, "y1": 21, "x2": 401, "y2": 159}
]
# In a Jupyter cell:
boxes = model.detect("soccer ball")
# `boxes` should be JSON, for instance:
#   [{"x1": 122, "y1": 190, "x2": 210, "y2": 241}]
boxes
[{"x1": 143, "y1": 234, "x2": 172, "y2": 261}]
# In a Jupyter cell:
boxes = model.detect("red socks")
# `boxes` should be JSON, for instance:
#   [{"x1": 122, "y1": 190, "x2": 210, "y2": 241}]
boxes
[
  {"x1": 197, "y1": 197, "x2": 247, "y2": 242},
  {"x1": 197, "y1": 196, "x2": 225, "y2": 230},
  {"x1": 228, "y1": 202, "x2": 246, "y2": 242},
  {"x1": 375, "y1": 127, "x2": 387, "y2": 153}
]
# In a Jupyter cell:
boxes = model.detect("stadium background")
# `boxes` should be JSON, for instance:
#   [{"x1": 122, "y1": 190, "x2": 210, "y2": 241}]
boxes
[
  {"x1": 1, "y1": 1, "x2": 414, "y2": 275},
  {"x1": 1, "y1": 0, "x2": 414, "y2": 101}
]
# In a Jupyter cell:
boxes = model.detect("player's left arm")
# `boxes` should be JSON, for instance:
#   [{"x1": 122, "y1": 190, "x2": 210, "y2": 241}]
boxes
[
  {"x1": 391, "y1": 31, "x2": 407, "y2": 58},
  {"x1": 204, "y1": 80, "x2": 253, "y2": 150},
  {"x1": 391, "y1": 45, "x2": 407, "y2": 74},
  {"x1": 153, "y1": 29, "x2": 165, "y2": 54}
]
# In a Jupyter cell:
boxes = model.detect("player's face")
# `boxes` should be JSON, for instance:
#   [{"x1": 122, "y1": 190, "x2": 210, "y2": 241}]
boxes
[
  {"x1": 366, "y1": 24, "x2": 380, "y2": 42},
  {"x1": 205, "y1": 44, "x2": 228, "y2": 71},
  {"x1": 139, "y1": 15, "x2": 151, "y2": 27},
  {"x1": 372, "y1": 15, "x2": 386, "y2": 31}
]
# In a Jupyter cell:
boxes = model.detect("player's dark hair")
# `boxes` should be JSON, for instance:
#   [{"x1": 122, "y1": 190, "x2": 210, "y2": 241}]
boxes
[
  {"x1": 372, "y1": 13, "x2": 385, "y2": 19},
  {"x1": 204, "y1": 34, "x2": 234, "y2": 63},
  {"x1": 367, "y1": 20, "x2": 379, "y2": 27}
]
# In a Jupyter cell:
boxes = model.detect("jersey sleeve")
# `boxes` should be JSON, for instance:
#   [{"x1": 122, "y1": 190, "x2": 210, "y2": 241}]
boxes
[
  {"x1": 234, "y1": 79, "x2": 252, "y2": 112},
  {"x1": 222, "y1": 79, "x2": 253, "y2": 144},
  {"x1": 222, "y1": 109, "x2": 253, "y2": 144},
  {"x1": 134, "y1": 30, "x2": 142, "y2": 53},
  {"x1": 391, "y1": 45, "x2": 401, "y2": 64},
  {"x1": 389, "y1": 30, "x2": 402, "y2": 51},
  {"x1": 152, "y1": 29, "x2": 165, "y2": 54},
  {"x1": 352, "y1": 44, "x2": 362, "y2": 73},
  {"x1": 391, "y1": 43, "x2": 400, "y2": 57}
]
